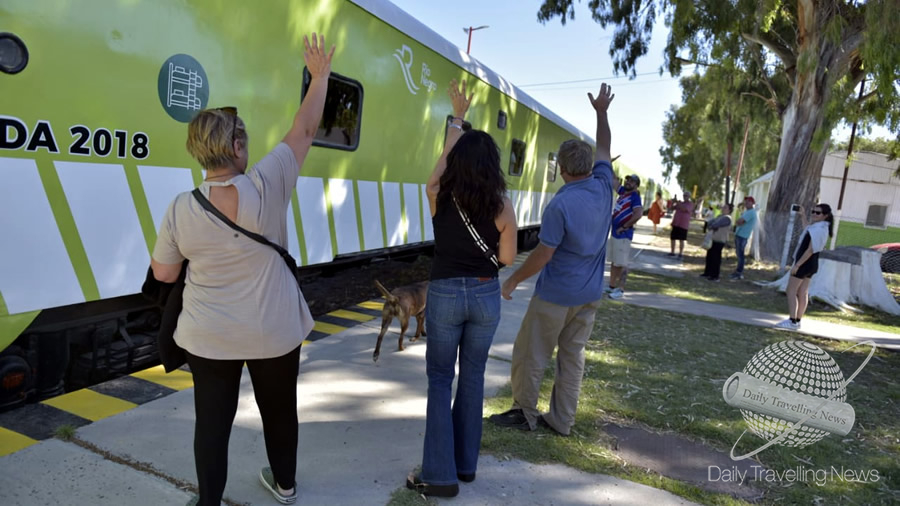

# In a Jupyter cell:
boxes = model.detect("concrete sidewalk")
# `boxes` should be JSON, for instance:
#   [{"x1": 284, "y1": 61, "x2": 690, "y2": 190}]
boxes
[
  {"x1": 0, "y1": 252, "x2": 697, "y2": 506},
  {"x1": 621, "y1": 218, "x2": 900, "y2": 350}
]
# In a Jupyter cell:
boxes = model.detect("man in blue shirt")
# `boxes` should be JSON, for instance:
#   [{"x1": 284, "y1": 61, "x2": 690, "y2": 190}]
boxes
[
  {"x1": 730, "y1": 196, "x2": 757, "y2": 280},
  {"x1": 607, "y1": 175, "x2": 642, "y2": 299},
  {"x1": 490, "y1": 84, "x2": 615, "y2": 437}
]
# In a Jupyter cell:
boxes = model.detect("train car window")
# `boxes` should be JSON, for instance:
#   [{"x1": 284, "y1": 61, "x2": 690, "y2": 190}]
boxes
[
  {"x1": 443, "y1": 114, "x2": 472, "y2": 145},
  {"x1": 508, "y1": 139, "x2": 526, "y2": 176},
  {"x1": 497, "y1": 110, "x2": 507, "y2": 130},
  {"x1": 546, "y1": 152, "x2": 558, "y2": 182},
  {"x1": 0, "y1": 33, "x2": 29, "y2": 74},
  {"x1": 302, "y1": 69, "x2": 363, "y2": 151}
]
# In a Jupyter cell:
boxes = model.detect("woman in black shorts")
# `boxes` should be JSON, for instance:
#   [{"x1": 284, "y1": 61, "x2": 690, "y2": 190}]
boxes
[{"x1": 776, "y1": 204, "x2": 833, "y2": 330}]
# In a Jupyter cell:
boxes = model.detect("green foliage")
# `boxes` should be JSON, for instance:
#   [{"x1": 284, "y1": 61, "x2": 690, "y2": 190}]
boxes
[
  {"x1": 832, "y1": 136, "x2": 900, "y2": 160},
  {"x1": 537, "y1": 0, "x2": 900, "y2": 202},
  {"x1": 659, "y1": 61, "x2": 784, "y2": 200},
  {"x1": 54, "y1": 424, "x2": 76, "y2": 441}
]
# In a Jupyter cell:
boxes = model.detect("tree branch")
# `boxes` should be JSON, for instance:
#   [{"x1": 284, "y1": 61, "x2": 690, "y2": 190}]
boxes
[
  {"x1": 748, "y1": 47, "x2": 783, "y2": 113},
  {"x1": 741, "y1": 31, "x2": 796, "y2": 70},
  {"x1": 741, "y1": 91, "x2": 780, "y2": 113}
]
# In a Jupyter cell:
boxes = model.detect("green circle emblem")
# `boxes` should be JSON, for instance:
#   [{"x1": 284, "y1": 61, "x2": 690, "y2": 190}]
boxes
[{"x1": 157, "y1": 54, "x2": 209, "y2": 123}]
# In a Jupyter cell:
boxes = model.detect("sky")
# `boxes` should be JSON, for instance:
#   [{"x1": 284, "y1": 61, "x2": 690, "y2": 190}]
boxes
[
  {"x1": 386, "y1": 0, "x2": 893, "y2": 196},
  {"x1": 388, "y1": 0, "x2": 687, "y2": 194}
]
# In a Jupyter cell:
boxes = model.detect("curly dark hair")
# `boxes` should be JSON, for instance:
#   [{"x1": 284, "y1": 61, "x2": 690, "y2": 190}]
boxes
[{"x1": 438, "y1": 130, "x2": 506, "y2": 223}]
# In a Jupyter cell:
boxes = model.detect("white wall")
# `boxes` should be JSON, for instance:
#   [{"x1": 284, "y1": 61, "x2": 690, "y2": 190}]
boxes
[{"x1": 820, "y1": 151, "x2": 900, "y2": 228}]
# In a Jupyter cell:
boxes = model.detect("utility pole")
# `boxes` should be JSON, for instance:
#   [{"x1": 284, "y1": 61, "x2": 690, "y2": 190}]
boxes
[
  {"x1": 731, "y1": 116, "x2": 751, "y2": 207},
  {"x1": 463, "y1": 25, "x2": 489, "y2": 54},
  {"x1": 831, "y1": 78, "x2": 866, "y2": 249}
]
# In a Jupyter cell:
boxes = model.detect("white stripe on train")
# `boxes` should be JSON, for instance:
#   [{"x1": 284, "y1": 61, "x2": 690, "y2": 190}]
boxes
[{"x1": 0, "y1": 157, "x2": 84, "y2": 313}]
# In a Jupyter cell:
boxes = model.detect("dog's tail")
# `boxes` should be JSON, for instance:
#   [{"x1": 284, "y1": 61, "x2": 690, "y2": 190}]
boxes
[{"x1": 374, "y1": 280, "x2": 399, "y2": 305}]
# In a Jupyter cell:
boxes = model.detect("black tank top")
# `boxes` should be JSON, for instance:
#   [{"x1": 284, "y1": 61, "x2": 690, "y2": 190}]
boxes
[{"x1": 430, "y1": 199, "x2": 501, "y2": 280}]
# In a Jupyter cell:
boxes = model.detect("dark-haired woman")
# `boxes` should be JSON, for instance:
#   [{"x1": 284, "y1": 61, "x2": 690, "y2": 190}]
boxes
[
  {"x1": 775, "y1": 203, "x2": 834, "y2": 330},
  {"x1": 406, "y1": 79, "x2": 517, "y2": 498}
]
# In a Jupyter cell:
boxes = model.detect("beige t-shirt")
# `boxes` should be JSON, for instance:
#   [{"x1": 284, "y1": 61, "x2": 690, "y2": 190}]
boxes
[{"x1": 152, "y1": 143, "x2": 313, "y2": 360}]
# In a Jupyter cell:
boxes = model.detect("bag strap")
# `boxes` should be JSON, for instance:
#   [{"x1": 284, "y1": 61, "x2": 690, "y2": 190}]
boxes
[
  {"x1": 452, "y1": 196, "x2": 499, "y2": 268},
  {"x1": 191, "y1": 188, "x2": 295, "y2": 265}
]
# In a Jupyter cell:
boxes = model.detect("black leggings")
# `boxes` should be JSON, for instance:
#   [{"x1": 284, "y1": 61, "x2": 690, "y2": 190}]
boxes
[
  {"x1": 186, "y1": 345, "x2": 301, "y2": 506},
  {"x1": 703, "y1": 241, "x2": 725, "y2": 279}
]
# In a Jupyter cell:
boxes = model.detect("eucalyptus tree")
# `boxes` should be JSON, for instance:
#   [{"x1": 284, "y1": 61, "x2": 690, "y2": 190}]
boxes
[{"x1": 538, "y1": 0, "x2": 900, "y2": 259}]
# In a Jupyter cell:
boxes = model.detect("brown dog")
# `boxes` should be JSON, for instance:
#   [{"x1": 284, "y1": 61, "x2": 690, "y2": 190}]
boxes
[{"x1": 373, "y1": 280, "x2": 428, "y2": 362}]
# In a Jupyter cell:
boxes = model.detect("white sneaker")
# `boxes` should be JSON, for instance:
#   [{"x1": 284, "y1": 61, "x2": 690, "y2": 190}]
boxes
[
  {"x1": 603, "y1": 285, "x2": 613, "y2": 293},
  {"x1": 774, "y1": 319, "x2": 798, "y2": 330},
  {"x1": 608, "y1": 288, "x2": 625, "y2": 300}
]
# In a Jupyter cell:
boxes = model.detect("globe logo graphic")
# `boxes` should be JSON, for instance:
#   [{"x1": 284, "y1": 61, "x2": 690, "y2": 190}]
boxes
[
  {"x1": 740, "y1": 341, "x2": 845, "y2": 448},
  {"x1": 722, "y1": 339, "x2": 876, "y2": 461}
]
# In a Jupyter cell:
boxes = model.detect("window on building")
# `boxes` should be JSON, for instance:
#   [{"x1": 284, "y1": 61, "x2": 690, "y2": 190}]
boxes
[
  {"x1": 302, "y1": 69, "x2": 363, "y2": 150},
  {"x1": 546, "y1": 152, "x2": 558, "y2": 182},
  {"x1": 508, "y1": 139, "x2": 525, "y2": 176},
  {"x1": 865, "y1": 204, "x2": 888, "y2": 228}
]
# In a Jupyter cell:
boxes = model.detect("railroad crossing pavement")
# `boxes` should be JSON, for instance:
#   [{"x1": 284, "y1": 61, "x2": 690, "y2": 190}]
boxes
[
  {"x1": 2, "y1": 243, "x2": 896, "y2": 504},
  {"x1": 0, "y1": 251, "x2": 698, "y2": 506}
]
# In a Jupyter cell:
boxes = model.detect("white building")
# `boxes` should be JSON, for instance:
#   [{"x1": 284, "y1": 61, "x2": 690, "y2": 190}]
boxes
[
  {"x1": 745, "y1": 151, "x2": 900, "y2": 258},
  {"x1": 819, "y1": 151, "x2": 900, "y2": 228}
]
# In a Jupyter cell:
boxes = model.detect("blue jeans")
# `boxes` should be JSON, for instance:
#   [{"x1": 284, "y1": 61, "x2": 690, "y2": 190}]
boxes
[
  {"x1": 734, "y1": 235, "x2": 748, "y2": 274},
  {"x1": 421, "y1": 277, "x2": 501, "y2": 485}
]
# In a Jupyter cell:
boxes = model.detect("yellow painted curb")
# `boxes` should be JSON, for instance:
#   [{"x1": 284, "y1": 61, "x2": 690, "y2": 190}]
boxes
[
  {"x1": 42, "y1": 389, "x2": 137, "y2": 422},
  {"x1": 313, "y1": 321, "x2": 348, "y2": 335},
  {"x1": 132, "y1": 365, "x2": 194, "y2": 391},
  {"x1": 328, "y1": 309, "x2": 374, "y2": 322},
  {"x1": 0, "y1": 426, "x2": 37, "y2": 457},
  {"x1": 357, "y1": 301, "x2": 384, "y2": 311}
]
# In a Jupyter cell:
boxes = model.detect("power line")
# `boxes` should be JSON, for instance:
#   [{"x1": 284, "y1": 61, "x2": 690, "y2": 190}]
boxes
[
  {"x1": 518, "y1": 69, "x2": 689, "y2": 88},
  {"x1": 524, "y1": 77, "x2": 677, "y2": 92}
]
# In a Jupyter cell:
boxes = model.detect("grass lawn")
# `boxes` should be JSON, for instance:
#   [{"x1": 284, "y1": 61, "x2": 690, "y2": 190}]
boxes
[
  {"x1": 476, "y1": 302, "x2": 900, "y2": 506},
  {"x1": 637, "y1": 222, "x2": 900, "y2": 335}
]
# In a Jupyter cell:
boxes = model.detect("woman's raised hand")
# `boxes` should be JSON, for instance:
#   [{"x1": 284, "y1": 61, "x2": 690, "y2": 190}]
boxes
[
  {"x1": 303, "y1": 33, "x2": 335, "y2": 80},
  {"x1": 448, "y1": 79, "x2": 473, "y2": 119}
]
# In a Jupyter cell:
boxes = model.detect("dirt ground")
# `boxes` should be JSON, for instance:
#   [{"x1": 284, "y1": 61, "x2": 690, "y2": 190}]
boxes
[{"x1": 298, "y1": 254, "x2": 433, "y2": 317}]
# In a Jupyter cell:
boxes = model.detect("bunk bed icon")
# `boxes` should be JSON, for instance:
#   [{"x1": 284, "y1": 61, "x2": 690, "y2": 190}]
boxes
[{"x1": 166, "y1": 62, "x2": 204, "y2": 111}]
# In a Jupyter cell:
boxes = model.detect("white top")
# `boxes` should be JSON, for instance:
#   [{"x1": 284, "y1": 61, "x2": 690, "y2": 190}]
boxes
[{"x1": 153, "y1": 143, "x2": 313, "y2": 359}]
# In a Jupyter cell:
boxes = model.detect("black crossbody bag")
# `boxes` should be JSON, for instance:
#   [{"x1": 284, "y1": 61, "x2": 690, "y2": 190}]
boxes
[
  {"x1": 141, "y1": 189, "x2": 303, "y2": 373},
  {"x1": 191, "y1": 189, "x2": 303, "y2": 287}
]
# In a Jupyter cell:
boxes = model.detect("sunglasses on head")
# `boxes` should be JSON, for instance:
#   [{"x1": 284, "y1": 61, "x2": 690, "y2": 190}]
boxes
[{"x1": 217, "y1": 106, "x2": 238, "y2": 151}]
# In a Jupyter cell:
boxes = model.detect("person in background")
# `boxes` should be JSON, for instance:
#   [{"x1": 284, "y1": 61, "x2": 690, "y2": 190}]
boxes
[
  {"x1": 730, "y1": 196, "x2": 757, "y2": 280},
  {"x1": 406, "y1": 78, "x2": 517, "y2": 498},
  {"x1": 668, "y1": 191, "x2": 694, "y2": 260},
  {"x1": 150, "y1": 33, "x2": 333, "y2": 506},
  {"x1": 647, "y1": 190, "x2": 664, "y2": 234},
  {"x1": 700, "y1": 204, "x2": 732, "y2": 282},
  {"x1": 488, "y1": 83, "x2": 615, "y2": 438},
  {"x1": 607, "y1": 175, "x2": 642, "y2": 299},
  {"x1": 775, "y1": 204, "x2": 834, "y2": 330}
]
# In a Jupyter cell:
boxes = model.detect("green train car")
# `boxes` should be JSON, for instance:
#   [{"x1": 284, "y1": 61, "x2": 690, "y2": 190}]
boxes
[{"x1": 0, "y1": 0, "x2": 590, "y2": 410}]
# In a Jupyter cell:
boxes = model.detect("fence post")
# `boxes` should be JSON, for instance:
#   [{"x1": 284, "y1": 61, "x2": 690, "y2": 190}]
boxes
[{"x1": 780, "y1": 207, "x2": 798, "y2": 269}]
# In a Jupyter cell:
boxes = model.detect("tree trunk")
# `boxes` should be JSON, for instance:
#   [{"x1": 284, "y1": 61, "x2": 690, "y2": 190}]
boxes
[
  {"x1": 760, "y1": 88, "x2": 830, "y2": 261},
  {"x1": 759, "y1": 28, "x2": 865, "y2": 261}
]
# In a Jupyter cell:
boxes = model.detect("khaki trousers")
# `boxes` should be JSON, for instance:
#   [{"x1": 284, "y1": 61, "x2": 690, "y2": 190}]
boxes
[{"x1": 510, "y1": 295, "x2": 600, "y2": 436}]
